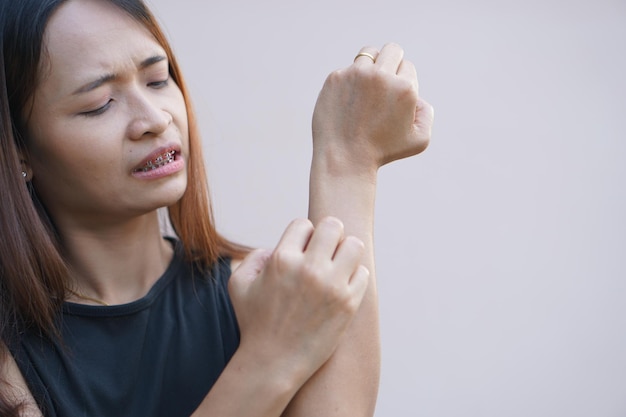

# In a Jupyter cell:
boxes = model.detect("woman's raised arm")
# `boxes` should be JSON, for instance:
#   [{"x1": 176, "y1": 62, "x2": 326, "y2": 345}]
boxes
[{"x1": 282, "y1": 43, "x2": 434, "y2": 417}]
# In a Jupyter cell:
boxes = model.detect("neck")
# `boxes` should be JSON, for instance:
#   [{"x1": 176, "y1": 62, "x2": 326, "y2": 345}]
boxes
[{"x1": 61, "y1": 210, "x2": 174, "y2": 306}]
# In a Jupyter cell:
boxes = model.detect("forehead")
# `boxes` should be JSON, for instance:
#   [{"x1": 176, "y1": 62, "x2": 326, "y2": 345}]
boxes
[{"x1": 41, "y1": 0, "x2": 165, "y2": 90}]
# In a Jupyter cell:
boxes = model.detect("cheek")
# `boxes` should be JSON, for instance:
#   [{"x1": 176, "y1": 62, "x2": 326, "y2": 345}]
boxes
[
  {"x1": 172, "y1": 91, "x2": 190, "y2": 147},
  {"x1": 29, "y1": 122, "x2": 123, "y2": 180}
]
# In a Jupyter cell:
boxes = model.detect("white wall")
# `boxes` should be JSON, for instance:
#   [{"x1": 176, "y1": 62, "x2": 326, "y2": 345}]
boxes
[{"x1": 147, "y1": 0, "x2": 626, "y2": 415}]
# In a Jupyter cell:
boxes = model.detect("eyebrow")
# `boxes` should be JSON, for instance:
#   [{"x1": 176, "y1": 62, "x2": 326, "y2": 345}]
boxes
[{"x1": 72, "y1": 54, "x2": 168, "y2": 95}]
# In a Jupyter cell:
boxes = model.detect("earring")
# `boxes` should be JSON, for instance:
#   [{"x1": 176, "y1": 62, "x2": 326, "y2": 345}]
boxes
[{"x1": 21, "y1": 171, "x2": 27, "y2": 178}]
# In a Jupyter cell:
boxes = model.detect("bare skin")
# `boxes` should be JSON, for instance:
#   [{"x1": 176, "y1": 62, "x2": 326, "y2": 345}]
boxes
[
  {"x1": 2, "y1": 0, "x2": 433, "y2": 416},
  {"x1": 282, "y1": 44, "x2": 434, "y2": 416}
]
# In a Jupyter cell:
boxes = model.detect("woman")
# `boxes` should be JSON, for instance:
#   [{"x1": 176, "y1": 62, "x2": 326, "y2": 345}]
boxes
[{"x1": 0, "y1": 0, "x2": 433, "y2": 416}]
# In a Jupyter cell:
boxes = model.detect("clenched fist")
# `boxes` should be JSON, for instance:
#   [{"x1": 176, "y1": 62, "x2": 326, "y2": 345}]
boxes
[{"x1": 312, "y1": 43, "x2": 434, "y2": 174}]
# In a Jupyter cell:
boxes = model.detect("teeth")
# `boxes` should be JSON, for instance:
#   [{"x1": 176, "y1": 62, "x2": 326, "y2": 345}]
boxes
[{"x1": 138, "y1": 150, "x2": 175, "y2": 172}]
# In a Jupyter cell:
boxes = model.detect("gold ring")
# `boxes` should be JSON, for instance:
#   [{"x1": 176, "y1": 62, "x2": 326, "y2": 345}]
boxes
[{"x1": 354, "y1": 52, "x2": 376, "y2": 63}]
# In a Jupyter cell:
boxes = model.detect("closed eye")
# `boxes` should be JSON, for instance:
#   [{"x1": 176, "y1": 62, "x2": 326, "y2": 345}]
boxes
[
  {"x1": 80, "y1": 99, "x2": 113, "y2": 117},
  {"x1": 148, "y1": 78, "x2": 169, "y2": 89}
]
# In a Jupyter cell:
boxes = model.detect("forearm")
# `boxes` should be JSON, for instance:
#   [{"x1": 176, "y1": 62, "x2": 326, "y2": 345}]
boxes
[
  {"x1": 192, "y1": 345, "x2": 308, "y2": 417},
  {"x1": 282, "y1": 154, "x2": 381, "y2": 416},
  {"x1": 281, "y1": 41, "x2": 432, "y2": 416}
]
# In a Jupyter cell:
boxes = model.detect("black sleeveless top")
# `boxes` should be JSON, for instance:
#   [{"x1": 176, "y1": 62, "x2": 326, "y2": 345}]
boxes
[{"x1": 10, "y1": 240, "x2": 240, "y2": 417}]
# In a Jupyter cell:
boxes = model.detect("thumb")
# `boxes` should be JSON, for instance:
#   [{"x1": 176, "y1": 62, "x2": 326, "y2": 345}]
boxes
[
  {"x1": 410, "y1": 97, "x2": 434, "y2": 154},
  {"x1": 228, "y1": 248, "x2": 271, "y2": 297},
  {"x1": 414, "y1": 97, "x2": 434, "y2": 138}
]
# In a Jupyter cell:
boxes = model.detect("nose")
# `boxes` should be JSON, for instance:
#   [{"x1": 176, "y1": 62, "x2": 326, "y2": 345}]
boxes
[{"x1": 127, "y1": 90, "x2": 173, "y2": 140}]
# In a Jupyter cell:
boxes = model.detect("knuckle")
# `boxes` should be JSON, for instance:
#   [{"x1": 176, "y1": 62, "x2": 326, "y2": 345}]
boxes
[
  {"x1": 349, "y1": 64, "x2": 376, "y2": 80},
  {"x1": 270, "y1": 247, "x2": 301, "y2": 273},
  {"x1": 318, "y1": 280, "x2": 349, "y2": 306},
  {"x1": 364, "y1": 66, "x2": 385, "y2": 81},
  {"x1": 394, "y1": 78, "x2": 418, "y2": 98},
  {"x1": 299, "y1": 260, "x2": 327, "y2": 284},
  {"x1": 325, "y1": 69, "x2": 345, "y2": 86},
  {"x1": 337, "y1": 289, "x2": 360, "y2": 316}
]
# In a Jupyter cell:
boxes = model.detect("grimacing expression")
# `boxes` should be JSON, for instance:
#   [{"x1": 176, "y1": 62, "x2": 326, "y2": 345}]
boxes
[{"x1": 25, "y1": 0, "x2": 189, "y2": 228}]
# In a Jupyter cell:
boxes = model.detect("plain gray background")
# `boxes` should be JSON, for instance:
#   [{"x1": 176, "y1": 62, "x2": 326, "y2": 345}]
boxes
[{"x1": 147, "y1": 0, "x2": 626, "y2": 415}]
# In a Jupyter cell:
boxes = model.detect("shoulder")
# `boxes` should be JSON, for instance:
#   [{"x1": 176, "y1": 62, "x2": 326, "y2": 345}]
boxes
[{"x1": 0, "y1": 344, "x2": 41, "y2": 417}]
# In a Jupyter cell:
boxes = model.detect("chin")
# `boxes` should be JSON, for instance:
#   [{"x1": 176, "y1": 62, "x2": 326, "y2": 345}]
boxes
[
  {"x1": 158, "y1": 184, "x2": 188, "y2": 208},
  {"x1": 161, "y1": 180, "x2": 187, "y2": 207},
  {"x1": 141, "y1": 177, "x2": 188, "y2": 211}
]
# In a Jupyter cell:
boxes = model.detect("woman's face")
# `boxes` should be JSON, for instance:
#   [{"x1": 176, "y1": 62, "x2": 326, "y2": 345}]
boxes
[{"x1": 25, "y1": 0, "x2": 189, "y2": 228}]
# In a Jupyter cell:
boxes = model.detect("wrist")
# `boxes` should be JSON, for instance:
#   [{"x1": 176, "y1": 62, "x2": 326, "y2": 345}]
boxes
[
  {"x1": 308, "y1": 154, "x2": 378, "y2": 231},
  {"x1": 192, "y1": 344, "x2": 308, "y2": 417},
  {"x1": 235, "y1": 339, "x2": 312, "y2": 394},
  {"x1": 310, "y1": 154, "x2": 378, "y2": 190},
  {"x1": 311, "y1": 137, "x2": 380, "y2": 183}
]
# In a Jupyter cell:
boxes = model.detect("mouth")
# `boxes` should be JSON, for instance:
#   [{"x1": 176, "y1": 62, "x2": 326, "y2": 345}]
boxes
[{"x1": 133, "y1": 149, "x2": 177, "y2": 173}]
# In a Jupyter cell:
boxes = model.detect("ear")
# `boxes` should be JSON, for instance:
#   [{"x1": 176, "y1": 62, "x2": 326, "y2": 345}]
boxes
[{"x1": 17, "y1": 150, "x2": 33, "y2": 182}]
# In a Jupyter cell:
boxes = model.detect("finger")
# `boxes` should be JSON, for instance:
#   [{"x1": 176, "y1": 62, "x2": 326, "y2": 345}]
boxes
[
  {"x1": 274, "y1": 218, "x2": 315, "y2": 253},
  {"x1": 397, "y1": 59, "x2": 419, "y2": 95},
  {"x1": 375, "y1": 42, "x2": 404, "y2": 74},
  {"x1": 331, "y1": 235, "x2": 365, "y2": 281},
  {"x1": 228, "y1": 248, "x2": 272, "y2": 294},
  {"x1": 353, "y1": 46, "x2": 379, "y2": 67},
  {"x1": 304, "y1": 216, "x2": 345, "y2": 261}
]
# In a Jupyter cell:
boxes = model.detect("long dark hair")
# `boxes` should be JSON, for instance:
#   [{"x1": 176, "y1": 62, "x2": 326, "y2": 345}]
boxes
[{"x1": 0, "y1": 0, "x2": 246, "y2": 414}]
